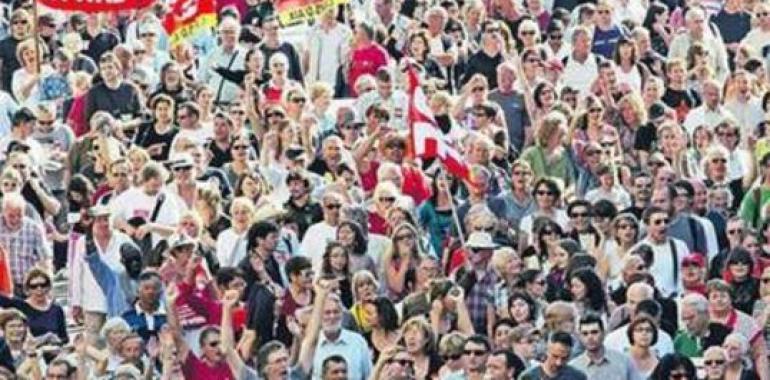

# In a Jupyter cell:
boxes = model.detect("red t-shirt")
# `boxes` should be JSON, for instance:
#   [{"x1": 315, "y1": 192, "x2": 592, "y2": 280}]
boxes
[
  {"x1": 183, "y1": 353, "x2": 234, "y2": 380},
  {"x1": 348, "y1": 43, "x2": 388, "y2": 97},
  {"x1": 368, "y1": 211, "x2": 389, "y2": 236}
]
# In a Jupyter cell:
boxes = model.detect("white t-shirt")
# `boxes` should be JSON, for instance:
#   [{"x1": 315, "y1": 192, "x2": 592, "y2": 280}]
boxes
[
  {"x1": 111, "y1": 187, "x2": 184, "y2": 246},
  {"x1": 631, "y1": 237, "x2": 689, "y2": 297}
]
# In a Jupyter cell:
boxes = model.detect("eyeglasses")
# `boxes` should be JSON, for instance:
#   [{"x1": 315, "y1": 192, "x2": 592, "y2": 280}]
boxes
[
  {"x1": 442, "y1": 353, "x2": 462, "y2": 361},
  {"x1": 386, "y1": 358, "x2": 414, "y2": 367},
  {"x1": 617, "y1": 223, "x2": 635, "y2": 230},
  {"x1": 27, "y1": 282, "x2": 49, "y2": 290},
  {"x1": 324, "y1": 203, "x2": 341, "y2": 209},
  {"x1": 585, "y1": 150, "x2": 601, "y2": 156},
  {"x1": 140, "y1": 32, "x2": 156, "y2": 38},
  {"x1": 464, "y1": 349, "x2": 486, "y2": 356},
  {"x1": 704, "y1": 359, "x2": 725, "y2": 366}
]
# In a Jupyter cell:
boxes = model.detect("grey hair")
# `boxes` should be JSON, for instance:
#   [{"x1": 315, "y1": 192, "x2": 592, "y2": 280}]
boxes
[
  {"x1": 627, "y1": 282, "x2": 654, "y2": 300},
  {"x1": 681, "y1": 293, "x2": 709, "y2": 315},
  {"x1": 100, "y1": 317, "x2": 131, "y2": 340}
]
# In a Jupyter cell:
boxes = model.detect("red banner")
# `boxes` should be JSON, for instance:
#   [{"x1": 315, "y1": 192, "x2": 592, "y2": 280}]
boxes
[
  {"x1": 163, "y1": 0, "x2": 217, "y2": 47},
  {"x1": 38, "y1": 0, "x2": 153, "y2": 12}
]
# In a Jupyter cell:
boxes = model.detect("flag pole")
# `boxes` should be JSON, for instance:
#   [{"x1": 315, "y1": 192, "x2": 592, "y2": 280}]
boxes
[
  {"x1": 32, "y1": 0, "x2": 40, "y2": 74},
  {"x1": 441, "y1": 166, "x2": 466, "y2": 247}
]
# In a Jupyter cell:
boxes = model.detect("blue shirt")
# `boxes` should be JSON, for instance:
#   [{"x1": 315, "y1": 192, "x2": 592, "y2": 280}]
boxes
[
  {"x1": 592, "y1": 25, "x2": 623, "y2": 58},
  {"x1": 313, "y1": 329, "x2": 372, "y2": 380}
]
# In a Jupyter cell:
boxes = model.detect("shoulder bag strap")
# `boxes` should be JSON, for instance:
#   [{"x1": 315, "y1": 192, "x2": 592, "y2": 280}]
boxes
[
  {"x1": 669, "y1": 238, "x2": 679, "y2": 286},
  {"x1": 149, "y1": 193, "x2": 166, "y2": 223}
]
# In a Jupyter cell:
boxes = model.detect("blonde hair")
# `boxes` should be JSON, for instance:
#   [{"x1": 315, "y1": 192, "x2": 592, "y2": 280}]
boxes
[
  {"x1": 536, "y1": 112, "x2": 567, "y2": 146},
  {"x1": 229, "y1": 196, "x2": 256, "y2": 219},
  {"x1": 308, "y1": 82, "x2": 333, "y2": 102},
  {"x1": 491, "y1": 247, "x2": 518, "y2": 276},
  {"x1": 16, "y1": 38, "x2": 48, "y2": 65},
  {"x1": 401, "y1": 317, "x2": 435, "y2": 353},
  {"x1": 618, "y1": 92, "x2": 648, "y2": 124}
]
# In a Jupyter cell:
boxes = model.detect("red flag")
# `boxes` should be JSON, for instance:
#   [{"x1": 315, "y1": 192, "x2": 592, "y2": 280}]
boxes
[
  {"x1": 406, "y1": 64, "x2": 470, "y2": 181},
  {"x1": 163, "y1": 0, "x2": 217, "y2": 47},
  {"x1": 39, "y1": 0, "x2": 152, "y2": 12}
]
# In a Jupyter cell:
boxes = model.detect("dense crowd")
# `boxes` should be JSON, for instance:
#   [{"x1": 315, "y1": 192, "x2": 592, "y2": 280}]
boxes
[{"x1": 1, "y1": 0, "x2": 770, "y2": 379}]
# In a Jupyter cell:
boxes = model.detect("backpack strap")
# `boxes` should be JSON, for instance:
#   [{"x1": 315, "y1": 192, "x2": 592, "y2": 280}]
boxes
[{"x1": 669, "y1": 238, "x2": 679, "y2": 286}]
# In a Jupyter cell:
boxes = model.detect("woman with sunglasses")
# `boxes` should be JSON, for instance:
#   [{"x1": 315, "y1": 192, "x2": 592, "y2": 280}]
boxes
[
  {"x1": 604, "y1": 213, "x2": 640, "y2": 281},
  {"x1": 519, "y1": 178, "x2": 569, "y2": 251},
  {"x1": 724, "y1": 248, "x2": 760, "y2": 314},
  {"x1": 437, "y1": 333, "x2": 465, "y2": 379},
  {"x1": 382, "y1": 223, "x2": 425, "y2": 302},
  {"x1": 569, "y1": 95, "x2": 615, "y2": 166},
  {"x1": 223, "y1": 135, "x2": 258, "y2": 190},
  {"x1": 752, "y1": 266, "x2": 770, "y2": 358},
  {"x1": 520, "y1": 217, "x2": 563, "y2": 270},
  {"x1": 648, "y1": 353, "x2": 696, "y2": 380},
  {"x1": 369, "y1": 181, "x2": 402, "y2": 236},
  {"x1": 0, "y1": 268, "x2": 67, "y2": 343},
  {"x1": 703, "y1": 346, "x2": 729, "y2": 380}
]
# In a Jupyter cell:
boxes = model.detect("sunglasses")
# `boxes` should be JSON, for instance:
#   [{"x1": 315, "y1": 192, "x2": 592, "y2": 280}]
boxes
[
  {"x1": 617, "y1": 223, "x2": 635, "y2": 230},
  {"x1": 589, "y1": 107, "x2": 603, "y2": 113},
  {"x1": 290, "y1": 98, "x2": 307, "y2": 104},
  {"x1": 471, "y1": 86, "x2": 485, "y2": 93},
  {"x1": 266, "y1": 112, "x2": 285, "y2": 118},
  {"x1": 111, "y1": 171, "x2": 129, "y2": 177},
  {"x1": 704, "y1": 359, "x2": 725, "y2": 366},
  {"x1": 386, "y1": 358, "x2": 414, "y2": 367},
  {"x1": 173, "y1": 166, "x2": 192, "y2": 172},
  {"x1": 711, "y1": 158, "x2": 727, "y2": 164},
  {"x1": 442, "y1": 353, "x2": 462, "y2": 361},
  {"x1": 521, "y1": 30, "x2": 536, "y2": 36},
  {"x1": 570, "y1": 212, "x2": 589, "y2": 218},
  {"x1": 550, "y1": 33, "x2": 563, "y2": 40},
  {"x1": 12, "y1": 19, "x2": 28, "y2": 25},
  {"x1": 379, "y1": 196, "x2": 396, "y2": 203},
  {"x1": 27, "y1": 282, "x2": 49, "y2": 290},
  {"x1": 232, "y1": 144, "x2": 249, "y2": 151},
  {"x1": 395, "y1": 233, "x2": 415, "y2": 241},
  {"x1": 324, "y1": 203, "x2": 341, "y2": 209},
  {"x1": 536, "y1": 190, "x2": 554, "y2": 196}
]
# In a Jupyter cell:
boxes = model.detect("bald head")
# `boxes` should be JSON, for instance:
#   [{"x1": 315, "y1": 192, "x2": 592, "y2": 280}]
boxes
[{"x1": 627, "y1": 282, "x2": 654, "y2": 317}]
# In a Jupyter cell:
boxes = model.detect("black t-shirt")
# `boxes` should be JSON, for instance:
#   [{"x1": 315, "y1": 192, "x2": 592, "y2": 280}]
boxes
[
  {"x1": 134, "y1": 122, "x2": 179, "y2": 161},
  {"x1": 259, "y1": 43, "x2": 304, "y2": 83},
  {"x1": 83, "y1": 82, "x2": 143, "y2": 126},
  {"x1": 662, "y1": 88, "x2": 701, "y2": 120},
  {"x1": 0, "y1": 36, "x2": 20, "y2": 93},
  {"x1": 712, "y1": 10, "x2": 751, "y2": 44},
  {"x1": 634, "y1": 122, "x2": 657, "y2": 152},
  {"x1": 206, "y1": 140, "x2": 232, "y2": 168},
  {"x1": 463, "y1": 50, "x2": 503, "y2": 89}
]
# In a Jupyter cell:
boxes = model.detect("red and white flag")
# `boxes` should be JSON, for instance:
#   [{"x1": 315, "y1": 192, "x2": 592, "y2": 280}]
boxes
[{"x1": 406, "y1": 64, "x2": 470, "y2": 181}]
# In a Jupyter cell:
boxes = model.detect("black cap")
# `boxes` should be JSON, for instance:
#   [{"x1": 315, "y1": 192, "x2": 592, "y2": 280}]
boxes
[
  {"x1": 12, "y1": 107, "x2": 36, "y2": 126},
  {"x1": 648, "y1": 101, "x2": 667, "y2": 123}
]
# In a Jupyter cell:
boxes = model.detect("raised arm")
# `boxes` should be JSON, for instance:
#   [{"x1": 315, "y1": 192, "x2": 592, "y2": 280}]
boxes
[
  {"x1": 296, "y1": 280, "x2": 333, "y2": 374},
  {"x1": 221, "y1": 289, "x2": 246, "y2": 376}
]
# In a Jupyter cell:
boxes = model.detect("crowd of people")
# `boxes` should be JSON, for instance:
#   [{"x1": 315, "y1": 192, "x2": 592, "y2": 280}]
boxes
[{"x1": 0, "y1": 0, "x2": 769, "y2": 378}]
